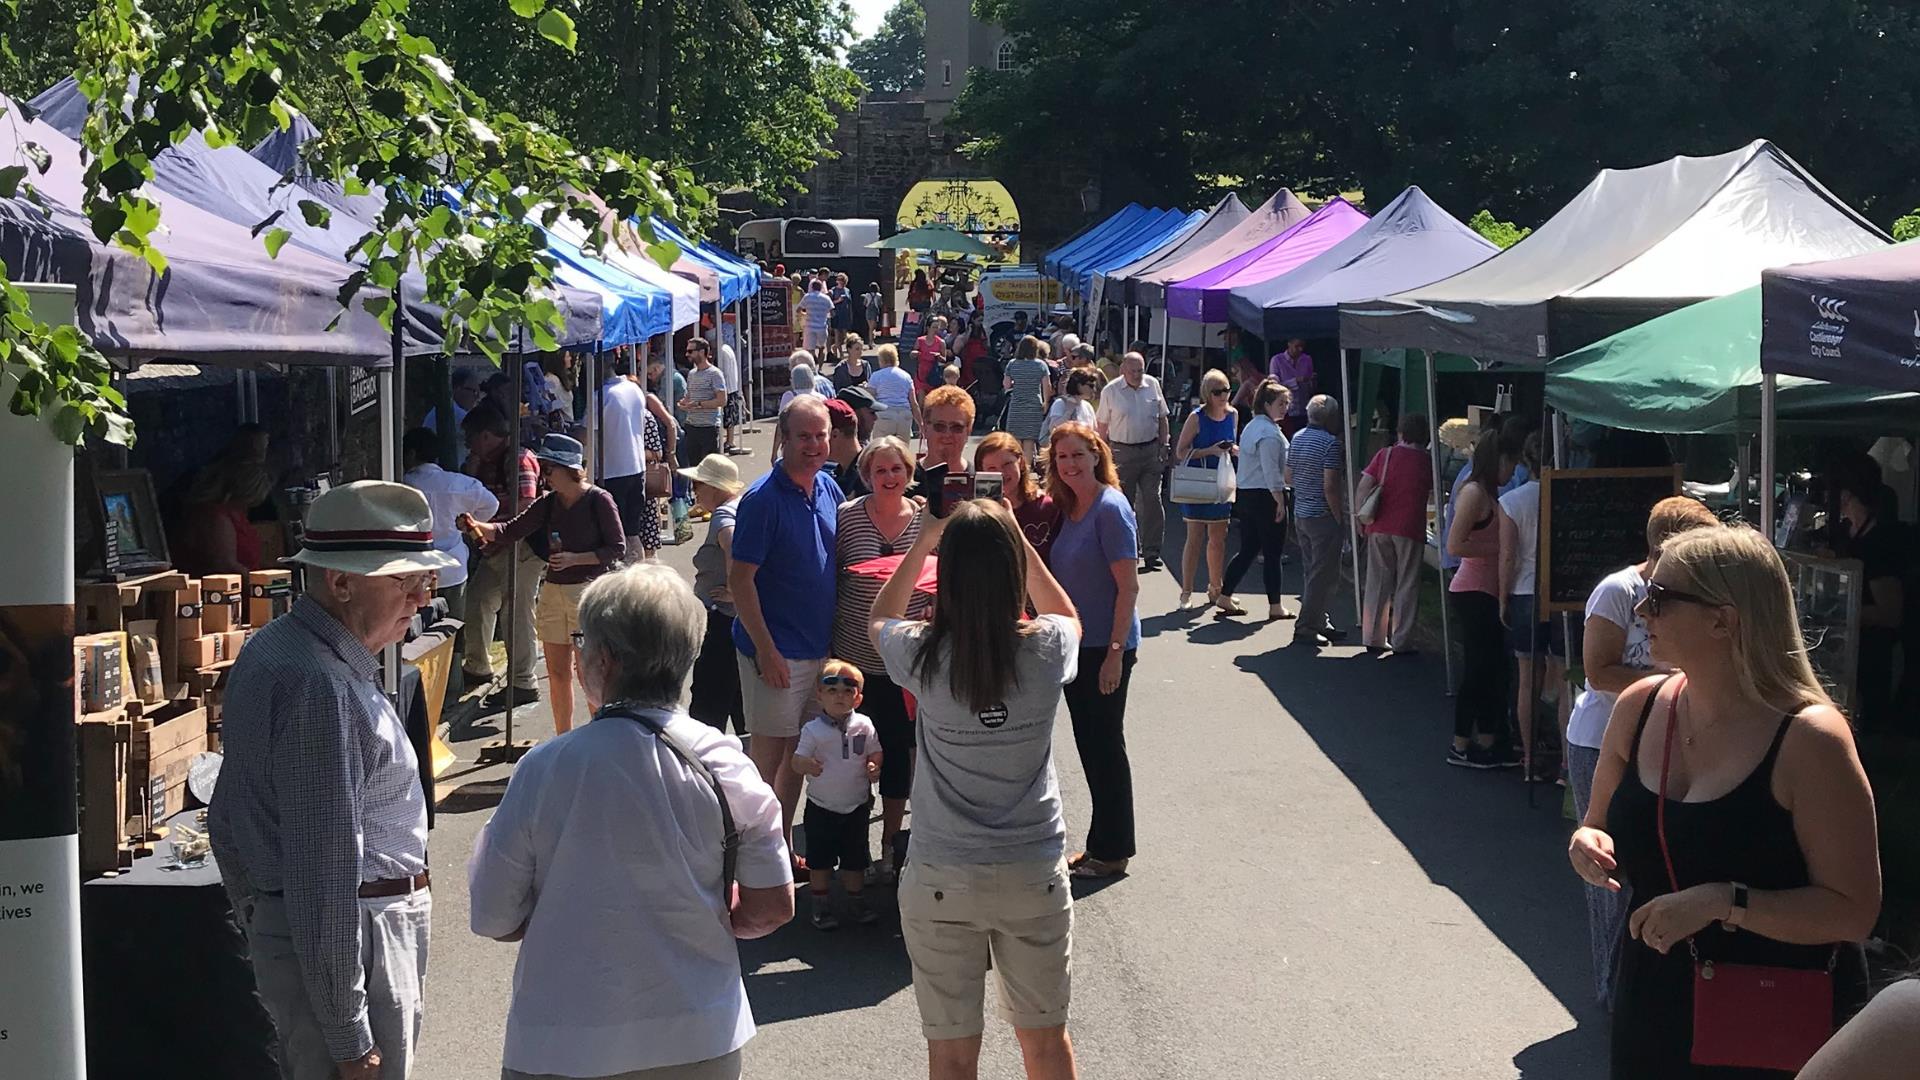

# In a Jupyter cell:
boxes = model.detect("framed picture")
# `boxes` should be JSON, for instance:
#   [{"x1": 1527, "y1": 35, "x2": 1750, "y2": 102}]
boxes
[{"x1": 94, "y1": 468, "x2": 170, "y2": 575}]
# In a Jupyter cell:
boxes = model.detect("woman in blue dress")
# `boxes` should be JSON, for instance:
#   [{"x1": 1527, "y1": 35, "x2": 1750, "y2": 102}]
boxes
[{"x1": 1174, "y1": 368, "x2": 1241, "y2": 613}]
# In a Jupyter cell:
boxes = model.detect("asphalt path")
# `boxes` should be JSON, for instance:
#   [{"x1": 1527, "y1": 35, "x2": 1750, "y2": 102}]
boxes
[{"x1": 416, "y1": 426, "x2": 1609, "y2": 1080}]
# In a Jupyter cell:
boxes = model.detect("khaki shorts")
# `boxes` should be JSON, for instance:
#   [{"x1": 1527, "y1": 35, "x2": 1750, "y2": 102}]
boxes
[
  {"x1": 736, "y1": 652, "x2": 823, "y2": 738},
  {"x1": 534, "y1": 579, "x2": 589, "y2": 646},
  {"x1": 899, "y1": 858, "x2": 1073, "y2": 1040}
]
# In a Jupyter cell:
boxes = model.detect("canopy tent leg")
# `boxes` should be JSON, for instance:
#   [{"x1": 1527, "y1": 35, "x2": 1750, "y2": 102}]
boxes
[
  {"x1": 326, "y1": 367, "x2": 339, "y2": 471},
  {"x1": 1341, "y1": 348, "x2": 1363, "y2": 632},
  {"x1": 479, "y1": 330, "x2": 534, "y2": 766},
  {"x1": 377, "y1": 361, "x2": 399, "y2": 700},
  {"x1": 1158, "y1": 307, "x2": 1170, "y2": 383},
  {"x1": 1761, "y1": 373, "x2": 1778, "y2": 544},
  {"x1": 584, "y1": 348, "x2": 599, "y2": 476},
  {"x1": 1425, "y1": 350, "x2": 1455, "y2": 694}
]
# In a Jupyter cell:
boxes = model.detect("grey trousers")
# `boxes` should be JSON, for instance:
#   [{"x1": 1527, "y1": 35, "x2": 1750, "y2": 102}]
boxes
[
  {"x1": 463, "y1": 544, "x2": 541, "y2": 689},
  {"x1": 504, "y1": 1049, "x2": 743, "y2": 1080},
  {"x1": 1292, "y1": 511, "x2": 1345, "y2": 635},
  {"x1": 1361, "y1": 533, "x2": 1422, "y2": 651},
  {"x1": 244, "y1": 890, "x2": 432, "y2": 1080},
  {"x1": 1111, "y1": 441, "x2": 1166, "y2": 559},
  {"x1": 1567, "y1": 743, "x2": 1629, "y2": 1012}
]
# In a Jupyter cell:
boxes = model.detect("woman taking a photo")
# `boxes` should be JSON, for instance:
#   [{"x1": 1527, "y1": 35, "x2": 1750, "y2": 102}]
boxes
[
  {"x1": 465, "y1": 433, "x2": 626, "y2": 734},
  {"x1": 1046, "y1": 422, "x2": 1141, "y2": 880},
  {"x1": 1569, "y1": 524, "x2": 1878, "y2": 1078},
  {"x1": 977, "y1": 431, "x2": 1061, "y2": 562},
  {"x1": 1444, "y1": 429, "x2": 1516, "y2": 769},
  {"x1": 1004, "y1": 335, "x2": 1055, "y2": 462},
  {"x1": 684, "y1": 454, "x2": 749, "y2": 734},
  {"x1": 870, "y1": 499, "x2": 1083, "y2": 1080},
  {"x1": 1218, "y1": 379, "x2": 1290, "y2": 621},
  {"x1": 831, "y1": 436, "x2": 927, "y2": 882},
  {"x1": 1041, "y1": 367, "x2": 1099, "y2": 443},
  {"x1": 1173, "y1": 368, "x2": 1240, "y2": 613}
]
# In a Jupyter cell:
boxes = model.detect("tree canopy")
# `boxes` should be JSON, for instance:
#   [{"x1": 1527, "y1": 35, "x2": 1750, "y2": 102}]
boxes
[
  {"x1": 849, "y1": 0, "x2": 925, "y2": 96},
  {"x1": 955, "y1": 0, "x2": 1920, "y2": 231}
]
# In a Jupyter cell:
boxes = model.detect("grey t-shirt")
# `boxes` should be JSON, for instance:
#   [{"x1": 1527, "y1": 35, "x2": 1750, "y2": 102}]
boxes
[
  {"x1": 690, "y1": 499, "x2": 738, "y2": 617},
  {"x1": 873, "y1": 614, "x2": 1079, "y2": 864},
  {"x1": 685, "y1": 365, "x2": 728, "y2": 428}
]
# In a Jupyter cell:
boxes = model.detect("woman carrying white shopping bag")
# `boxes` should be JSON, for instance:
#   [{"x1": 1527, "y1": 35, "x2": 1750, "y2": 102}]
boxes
[{"x1": 1169, "y1": 368, "x2": 1240, "y2": 613}]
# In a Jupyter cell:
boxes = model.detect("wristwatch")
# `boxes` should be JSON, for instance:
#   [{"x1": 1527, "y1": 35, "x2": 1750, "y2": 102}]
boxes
[
  {"x1": 1108, "y1": 641, "x2": 1124, "y2": 653},
  {"x1": 1722, "y1": 881, "x2": 1749, "y2": 931}
]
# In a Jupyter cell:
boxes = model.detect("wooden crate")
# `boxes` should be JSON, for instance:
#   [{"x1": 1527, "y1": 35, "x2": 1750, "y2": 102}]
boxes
[
  {"x1": 142, "y1": 704, "x2": 210, "y2": 822},
  {"x1": 77, "y1": 714, "x2": 130, "y2": 878}
]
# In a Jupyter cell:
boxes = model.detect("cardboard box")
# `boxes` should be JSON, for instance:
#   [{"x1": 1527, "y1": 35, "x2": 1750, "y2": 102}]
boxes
[
  {"x1": 76, "y1": 632, "x2": 129, "y2": 713},
  {"x1": 180, "y1": 633, "x2": 219, "y2": 669},
  {"x1": 247, "y1": 568, "x2": 295, "y2": 624},
  {"x1": 202, "y1": 574, "x2": 245, "y2": 632},
  {"x1": 222, "y1": 629, "x2": 248, "y2": 661}
]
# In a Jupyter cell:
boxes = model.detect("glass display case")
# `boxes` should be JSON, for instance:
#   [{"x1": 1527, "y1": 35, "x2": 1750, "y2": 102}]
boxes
[{"x1": 1780, "y1": 550, "x2": 1863, "y2": 715}]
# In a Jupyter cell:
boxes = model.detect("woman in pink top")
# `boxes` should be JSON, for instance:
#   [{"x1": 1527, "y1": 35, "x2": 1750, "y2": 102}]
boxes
[
  {"x1": 1444, "y1": 429, "x2": 1516, "y2": 769},
  {"x1": 1356, "y1": 413, "x2": 1433, "y2": 654}
]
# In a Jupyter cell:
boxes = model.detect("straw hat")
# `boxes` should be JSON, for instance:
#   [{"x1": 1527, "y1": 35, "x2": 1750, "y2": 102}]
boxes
[
  {"x1": 677, "y1": 454, "x2": 747, "y2": 496},
  {"x1": 287, "y1": 481, "x2": 461, "y2": 577}
]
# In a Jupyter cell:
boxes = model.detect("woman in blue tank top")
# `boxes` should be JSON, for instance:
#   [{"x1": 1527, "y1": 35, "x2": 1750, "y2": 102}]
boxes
[{"x1": 1173, "y1": 368, "x2": 1240, "y2": 613}]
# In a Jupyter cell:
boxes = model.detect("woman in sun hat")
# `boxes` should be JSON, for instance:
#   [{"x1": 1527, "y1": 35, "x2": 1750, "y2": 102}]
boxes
[
  {"x1": 463, "y1": 433, "x2": 625, "y2": 734},
  {"x1": 683, "y1": 453, "x2": 751, "y2": 734}
]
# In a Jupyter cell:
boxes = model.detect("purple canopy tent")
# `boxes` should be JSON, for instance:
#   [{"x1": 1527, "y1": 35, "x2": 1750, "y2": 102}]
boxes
[
  {"x1": 1164, "y1": 198, "x2": 1370, "y2": 324},
  {"x1": 1131, "y1": 189, "x2": 1312, "y2": 310}
]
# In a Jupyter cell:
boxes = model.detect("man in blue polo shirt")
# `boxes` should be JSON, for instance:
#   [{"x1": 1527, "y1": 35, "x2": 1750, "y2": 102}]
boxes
[{"x1": 729, "y1": 395, "x2": 842, "y2": 853}]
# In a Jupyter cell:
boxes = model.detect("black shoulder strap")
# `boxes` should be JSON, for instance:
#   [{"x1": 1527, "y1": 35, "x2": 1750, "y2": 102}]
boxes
[
  {"x1": 1628, "y1": 673, "x2": 1678, "y2": 760},
  {"x1": 601, "y1": 706, "x2": 739, "y2": 902}
]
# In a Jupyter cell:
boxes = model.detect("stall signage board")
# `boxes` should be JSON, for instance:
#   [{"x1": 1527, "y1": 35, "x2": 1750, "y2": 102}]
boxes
[
  {"x1": 755, "y1": 279, "x2": 793, "y2": 367},
  {"x1": 1539, "y1": 466, "x2": 1682, "y2": 616},
  {"x1": 347, "y1": 367, "x2": 379, "y2": 416},
  {"x1": 784, "y1": 219, "x2": 840, "y2": 257}
]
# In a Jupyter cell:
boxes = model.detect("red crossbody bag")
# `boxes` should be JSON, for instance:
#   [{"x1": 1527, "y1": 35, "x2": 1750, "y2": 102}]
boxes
[{"x1": 1652, "y1": 676, "x2": 1837, "y2": 1071}]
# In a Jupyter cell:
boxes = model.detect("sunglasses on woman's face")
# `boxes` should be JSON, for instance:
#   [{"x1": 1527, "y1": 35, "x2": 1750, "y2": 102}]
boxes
[
  {"x1": 1209, "y1": 388, "x2": 1230, "y2": 396},
  {"x1": 1636, "y1": 580, "x2": 1718, "y2": 618},
  {"x1": 819, "y1": 674, "x2": 861, "y2": 689}
]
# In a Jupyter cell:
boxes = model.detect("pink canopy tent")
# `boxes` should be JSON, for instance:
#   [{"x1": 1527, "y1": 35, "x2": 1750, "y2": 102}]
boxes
[
  {"x1": 1131, "y1": 189, "x2": 1312, "y2": 310},
  {"x1": 1164, "y1": 198, "x2": 1370, "y2": 324}
]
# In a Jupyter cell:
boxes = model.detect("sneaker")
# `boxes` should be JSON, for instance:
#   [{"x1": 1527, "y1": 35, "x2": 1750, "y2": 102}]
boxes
[
  {"x1": 1140, "y1": 556, "x2": 1163, "y2": 573},
  {"x1": 1320, "y1": 626, "x2": 1349, "y2": 643},
  {"x1": 848, "y1": 897, "x2": 881, "y2": 926},
  {"x1": 1447, "y1": 744, "x2": 1504, "y2": 770},
  {"x1": 1446, "y1": 745, "x2": 1475, "y2": 768},
  {"x1": 1484, "y1": 743, "x2": 1523, "y2": 769},
  {"x1": 725, "y1": 446, "x2": 754, "y2": 456},
  {"x1": 810, "y1": 905, "x2": 840, "y2": 931}
]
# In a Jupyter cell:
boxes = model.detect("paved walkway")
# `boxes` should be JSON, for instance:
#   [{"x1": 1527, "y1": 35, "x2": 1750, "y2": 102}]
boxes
[{"x1": 416, "y1": 429, "x2": 1608, "y2": 1079}]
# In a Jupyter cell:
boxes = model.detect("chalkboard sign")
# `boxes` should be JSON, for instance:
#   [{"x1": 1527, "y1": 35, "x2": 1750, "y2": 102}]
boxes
[{"x1": 1539, "y1": 466, "x2": 1681, "y2": 615}]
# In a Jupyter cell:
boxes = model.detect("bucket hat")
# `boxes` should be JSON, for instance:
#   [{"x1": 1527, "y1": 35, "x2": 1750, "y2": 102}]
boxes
[
  {"x1": 531, "y1": 433, "x2": 585, "y2": 469},
  {"x1": 676, "y1": 454, "x2": 747, "y2": 496},
  {"x1": 288, "y1": 481, "x2": 460, "y2": 577}
]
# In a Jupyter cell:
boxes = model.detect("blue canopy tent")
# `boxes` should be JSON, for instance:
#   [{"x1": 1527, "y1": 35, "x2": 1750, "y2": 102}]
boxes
[
  {"x1": 544, "y1": 231, "x2": 673, "y2": 345},
  {"x1": 31, "y1": 78, "x2": 606, "y2": 350},
  {"x1": 648, "y1": 216, "x2": 758, "y2": 306},
  {"x1": 1041, "y1": 204, "x2": 1148, "y2": 281},
  {"x1": 1058, "y1": 208, "x2": 1198, "y2": 298},
  {"x1": 1101, "y1": 194, "x2": 1250, "y2": 307}
]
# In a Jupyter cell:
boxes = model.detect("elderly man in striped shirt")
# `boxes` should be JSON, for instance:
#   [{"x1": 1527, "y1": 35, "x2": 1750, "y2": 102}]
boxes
[{"x1": 211, "y1": 481, "x2": 457, "y2": 1080}]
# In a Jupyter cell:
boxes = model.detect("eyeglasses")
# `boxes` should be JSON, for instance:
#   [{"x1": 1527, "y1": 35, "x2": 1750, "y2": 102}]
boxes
[
  {"x1": 1636, "y1": 580, "x2": 1720, "y2": 618},
  {"x1": 819, "y1": 674, "x2": 861, "y2": 689},
  {"x1": 388, "y1": 572, "x2": 432, "y2": 595},
  {"x1": 1209, "y1": 387, "x2": 1231, "y2": 396},
  {"x1": 926, "y1": 421, "x2": 969, "y2": 435}
]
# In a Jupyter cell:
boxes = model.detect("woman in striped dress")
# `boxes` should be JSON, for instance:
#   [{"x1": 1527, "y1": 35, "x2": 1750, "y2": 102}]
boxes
[
  {"x1": 1002, "y1": 334, "x2": 1054, "y2": 460},
  {"x1": 830, "y1": 436, "x2": 928, "y2": 882}
]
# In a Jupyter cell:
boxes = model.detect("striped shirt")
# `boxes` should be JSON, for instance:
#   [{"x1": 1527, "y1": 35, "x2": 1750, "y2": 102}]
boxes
[
  {"x1": 831, "y1": 496, "x2": 932, "y2": 676},
  {"x1": 1286, "y1": 425, "x2": 1343, "y2": 518},
  {"x1": 208, "y1": 597, "x2": 429, "y2": 1061}
]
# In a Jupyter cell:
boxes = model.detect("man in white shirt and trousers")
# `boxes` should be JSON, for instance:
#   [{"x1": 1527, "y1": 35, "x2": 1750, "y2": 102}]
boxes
[
  {"x1": 1096, "y1": 351, "x2": 1172, "y2": 573},
  {"x1": 402, "y1": 425, "x2": 499, "y2": 703},
  {"x1": 600, "y1": 348, "x2": 652, "y2": 558}
]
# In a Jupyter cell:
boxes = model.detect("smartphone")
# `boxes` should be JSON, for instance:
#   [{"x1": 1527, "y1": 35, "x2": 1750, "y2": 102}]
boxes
[
  {"x1": 941, "y1": 474, "x2": 974, "y2": 516},
  {"x1": 972, "y1": 472, "x2": 1004, "y2": 501}
]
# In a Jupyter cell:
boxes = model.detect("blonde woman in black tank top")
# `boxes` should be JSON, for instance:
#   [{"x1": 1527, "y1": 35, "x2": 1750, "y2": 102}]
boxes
[{"x1": 1569, "y1": 525, "x2": 1879, "y2": 1077}]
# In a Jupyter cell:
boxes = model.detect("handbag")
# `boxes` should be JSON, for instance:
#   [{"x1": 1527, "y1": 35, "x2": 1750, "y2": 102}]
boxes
[
  {"x1": 645, "y1": 460, "x2": 672, "y2": 499},
  {"x1": 1356, "y1": 445, "x2": 1393, "y2": 526},
  {"x1": 1652, "y1": 676, "x2": 1837, "y2": 1072},
  {"x1": 1170, "y1": 450, "x2": 1235, "y2": 505}
]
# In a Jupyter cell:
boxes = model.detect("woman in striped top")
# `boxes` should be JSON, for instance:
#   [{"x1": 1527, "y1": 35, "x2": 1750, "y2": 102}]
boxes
[
  {"x1": 1002, "y1": 334, "x2": 1055, "y2": 461},
  {"x1": 830, "y1": 436, "x2": 929, "y2": 881}
]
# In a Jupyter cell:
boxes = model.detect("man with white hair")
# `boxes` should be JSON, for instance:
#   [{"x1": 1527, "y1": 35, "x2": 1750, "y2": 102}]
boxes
[
  {"x1": 469, "y1": 564, "x2": 794, "y2": 1080},
  {"x1": 1285, "y1": 393, "x2": 1349, "y2": 647},
  {"x1": 1097, "y1": 351, "x2": 1171, "y2": 573},
  {"x1": 212, "y1": 481, "x2": 458, "y2": 1080}
]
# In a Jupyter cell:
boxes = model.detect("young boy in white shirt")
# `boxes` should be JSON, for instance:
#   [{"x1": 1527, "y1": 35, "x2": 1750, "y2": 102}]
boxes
[{"x1": 790, "y1": 659, "x2": 884, "y2": 929}]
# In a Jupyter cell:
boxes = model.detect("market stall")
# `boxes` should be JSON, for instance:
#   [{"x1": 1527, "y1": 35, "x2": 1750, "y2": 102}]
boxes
[
  {"x1": 1164, "y1": 197, "x2": 1370, "y2": 325},
  {"x1": 1100, "y1": 194, "x2": 1250, "y2": 307}
]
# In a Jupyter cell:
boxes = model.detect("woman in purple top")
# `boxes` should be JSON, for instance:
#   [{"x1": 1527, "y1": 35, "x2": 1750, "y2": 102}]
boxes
[
  {"x1": 1267, "y1": 338, "x2": 1316, "y2": 438},
  {"x1": 465, "y1": 433, "x2": 626, "y2": 734},
  {"x1": 1045, "y1": 421, "x2": 1141, "y2": 879}
]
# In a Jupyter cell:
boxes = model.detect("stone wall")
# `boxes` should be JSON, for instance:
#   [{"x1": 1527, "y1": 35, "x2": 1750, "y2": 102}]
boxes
[{"x1": 743, "y1": 97, "x2": 1099, "y2": 260}]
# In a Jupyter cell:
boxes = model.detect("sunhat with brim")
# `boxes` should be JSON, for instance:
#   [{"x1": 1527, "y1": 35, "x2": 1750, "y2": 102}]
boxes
[
  {"x1": 531, "y1": 433, "x2": 585, "y2": 469},
  {"x1": 677, "y1": 453, "x2": 746, "y2": 496},
  {"x1": 286, "y1": 480, "x2": 460, "y2": 577}
]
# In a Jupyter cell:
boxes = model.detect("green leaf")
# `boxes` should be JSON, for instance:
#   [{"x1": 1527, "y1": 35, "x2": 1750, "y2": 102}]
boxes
[
  {"x1": 644, "y1": 240, "x2": 680, "y2": 270},
  {"x1": 140, "y1": 244, "x2": 169, "y2": 276},
  {"x1": 0, "y1": 165, "x2": 26, "y2": 199},
  {"x1": 298, "y1": 200, "x2": 331, "y2": 228},
  {"x1": 509, "y1": 0, "x2": 543, "y2": 15},
  {"x1": 536, "y1": 9, "x2": 576, "y2": 51},
  {"x1": 263, "y1": 227, "x2": 292, "y2": 259},
  {"x1": 50, "y1": 404, "x2": 85, "y2": 444}
]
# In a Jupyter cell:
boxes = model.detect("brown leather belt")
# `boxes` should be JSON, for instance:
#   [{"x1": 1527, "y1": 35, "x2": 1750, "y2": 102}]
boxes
[{"x1": 358, "y1": 871, "x2": 430, "y2": 898}]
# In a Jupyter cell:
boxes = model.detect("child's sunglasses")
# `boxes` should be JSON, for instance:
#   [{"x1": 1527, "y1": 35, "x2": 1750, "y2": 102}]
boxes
[{"x1": 819, "y1": 674, "x2": 861, "y2": 689}]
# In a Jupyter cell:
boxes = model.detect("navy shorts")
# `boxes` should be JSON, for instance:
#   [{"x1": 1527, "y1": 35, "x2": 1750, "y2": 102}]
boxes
[
  {"x1": 803, "y1": 799, "x2": 873, "y2": 873},
  {"x1": 1506, "y1": 594, "x2": 1566, "y2": 657}
]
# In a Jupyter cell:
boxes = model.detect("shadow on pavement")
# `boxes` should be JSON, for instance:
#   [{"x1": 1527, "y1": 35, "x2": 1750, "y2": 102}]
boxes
[
  {"x1": 1231, "y1": 633, "x2": 1609, "y2": 1075},
  {"x1": 741, "y1": 893, "x2": 914, "y2": 1024}
]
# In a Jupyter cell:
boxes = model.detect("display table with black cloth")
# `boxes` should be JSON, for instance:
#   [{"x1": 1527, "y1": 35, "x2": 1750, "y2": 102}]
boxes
[
  {"x1": 82, "y1": 630, "x2": 452, "y2": 1075},
  {"x1": 81, "y1": 815, "x2": 281, "y2": 1078}
]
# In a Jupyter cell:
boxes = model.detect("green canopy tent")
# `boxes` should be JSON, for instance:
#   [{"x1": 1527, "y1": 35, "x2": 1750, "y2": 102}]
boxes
[
  {"x1": 870, "y1": 223, "x2": 1000, "y2": 259},
  {"x1": 1547, "y1": 287, "x2": 1918, "y2": 436}
]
